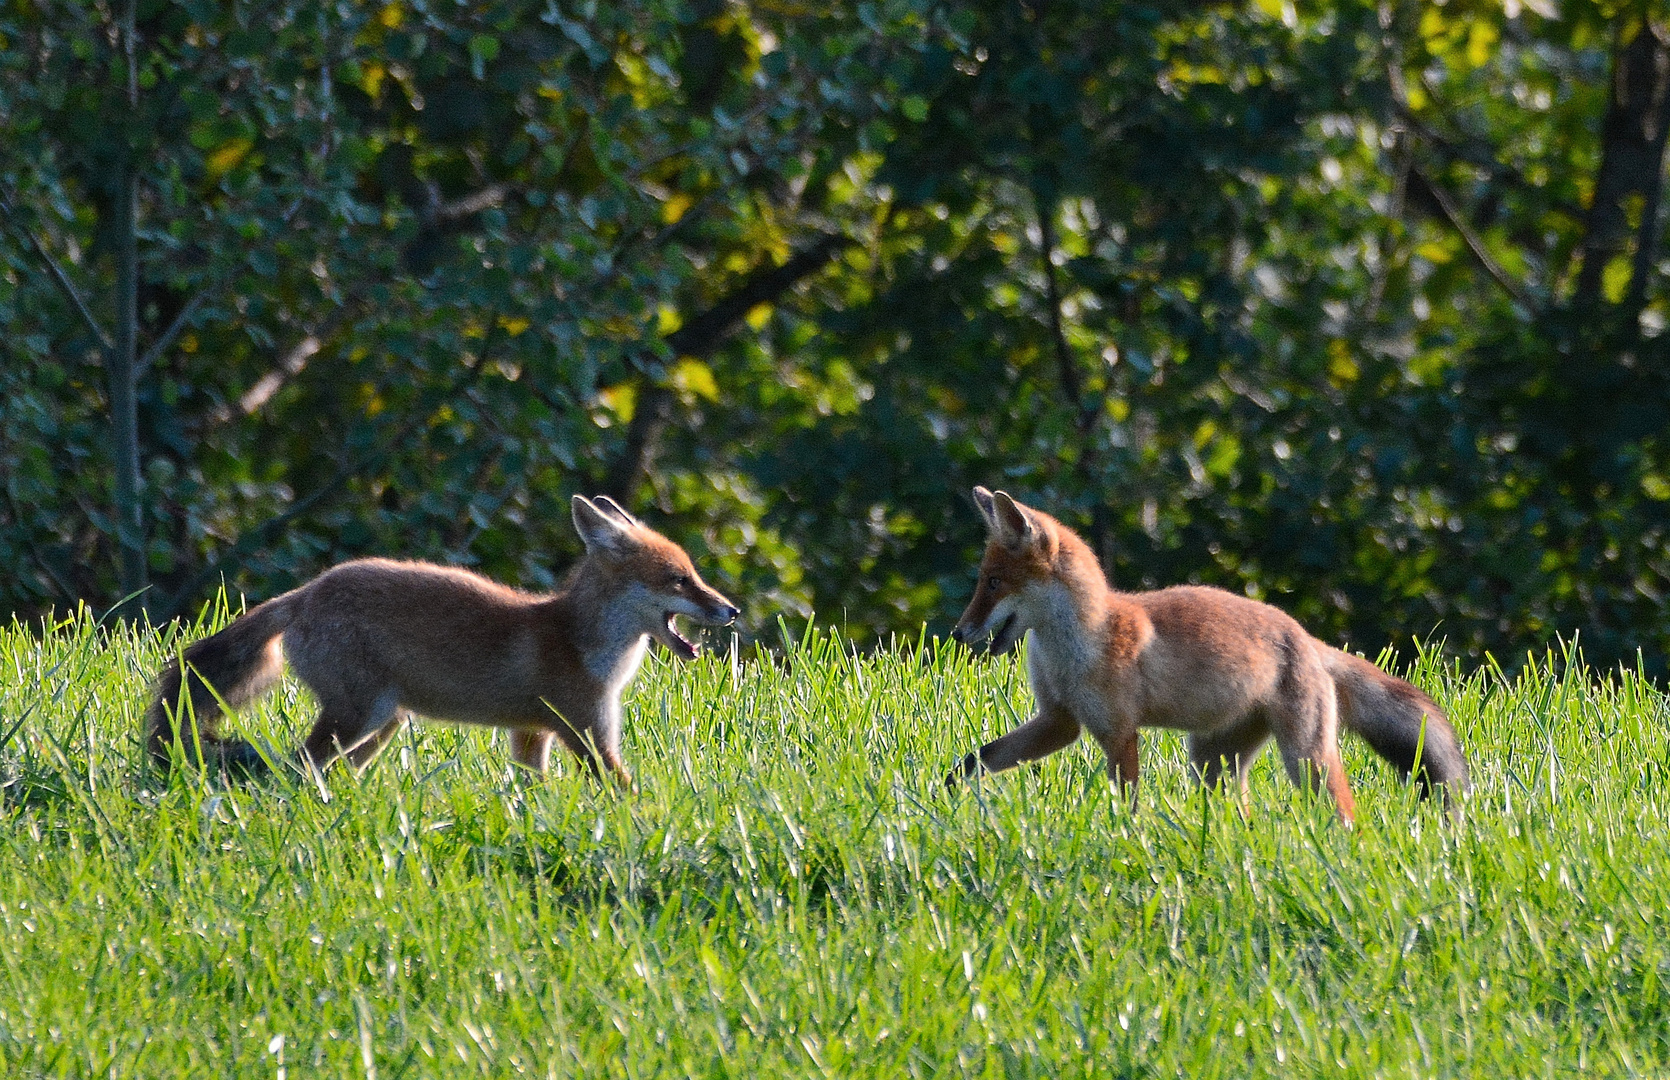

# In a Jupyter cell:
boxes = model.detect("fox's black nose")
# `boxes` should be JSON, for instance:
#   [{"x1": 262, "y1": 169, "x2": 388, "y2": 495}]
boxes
[
  {"x1": 718, "y1": 604, "x2": 740, "y2": 624},
  {"x1": 950, "y1": 624, "x2": 968, "y2": 643}
]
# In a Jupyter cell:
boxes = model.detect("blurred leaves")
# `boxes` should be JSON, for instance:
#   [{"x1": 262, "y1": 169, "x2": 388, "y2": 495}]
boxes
[{"x1": 2, "y1": 0, "x2": 1669, "y2": 671}]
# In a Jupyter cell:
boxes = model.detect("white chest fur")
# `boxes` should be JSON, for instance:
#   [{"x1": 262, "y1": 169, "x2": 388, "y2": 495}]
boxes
[
  {"x1": 1025, "y1": 586, "x2": 1113, "y2": 735},
  {"x1": 589, "y1": 634, "x2": 649, "y2": 694},
  {"x1": 609, "y1": 636, "x2": 649, "y2": 695},
  {"x1": 583, "y1": 588, "x2": 654, "y2": 690}
]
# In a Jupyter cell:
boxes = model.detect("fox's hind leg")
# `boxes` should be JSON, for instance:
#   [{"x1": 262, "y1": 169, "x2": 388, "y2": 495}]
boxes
[
  {"x1": 1278, "y1": 742, "x2": 1356, "y2": 825},
  {"x1": 299, "y1": 688, "x2": 401, "y2": 773},
  {"x1": 1189, "y1": 714, "x2": 1271, "y2": 811},
  {"x1": 344, "y1": 712, "x2": 410, "y2": 772},
  {"x1": 1269, "y1": 663, "x2": 1356, "y2": 824},
  {"x1": 1191, "y1": 715, "x2": 1269, "y2": 819}
]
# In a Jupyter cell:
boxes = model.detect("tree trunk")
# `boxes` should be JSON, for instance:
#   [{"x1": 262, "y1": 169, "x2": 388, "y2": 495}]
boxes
[
  {"x1": 1572, "y1": 17, "x2": 1670, "y2": 316},
  {"x1": 109, "y1": 0, "x2": 147, "y2": 611}
]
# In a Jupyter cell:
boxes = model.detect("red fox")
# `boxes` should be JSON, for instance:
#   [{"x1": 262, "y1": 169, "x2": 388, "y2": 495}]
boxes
[
  {"x1": 147, "y1": 495, "x2": 738, "y2": 786},
  {"x1": 946, "y1": 488, "x2": 1469, "y2": 822}
]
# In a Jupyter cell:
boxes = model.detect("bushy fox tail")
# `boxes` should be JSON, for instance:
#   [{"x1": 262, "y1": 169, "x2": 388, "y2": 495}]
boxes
[
  {"x1": 1324, "y1": 646, "x2": 1470, "y2": 813},
  {"x1": 146, "y1": 594, "x2": 297, "y2": 773}
]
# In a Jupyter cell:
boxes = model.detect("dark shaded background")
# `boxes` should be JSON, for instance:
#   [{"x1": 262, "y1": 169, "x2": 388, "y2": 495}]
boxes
[{"x1": 4, "y1": 0, "x2": 1669, "y2": 671}]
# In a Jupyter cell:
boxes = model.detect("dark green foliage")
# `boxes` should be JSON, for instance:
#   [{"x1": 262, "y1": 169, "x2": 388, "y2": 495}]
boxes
[{"x1": 3, "y1": 0, "x2": 1668, "y2": 670}]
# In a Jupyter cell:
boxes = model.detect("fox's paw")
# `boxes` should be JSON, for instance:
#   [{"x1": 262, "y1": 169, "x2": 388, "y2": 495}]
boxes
[
  {"x1": 943, "y1": 751, "x2": 980, "y2": 791},
  {"x1": 215, "y1": 741, "x2": 271, "y2": 781}
]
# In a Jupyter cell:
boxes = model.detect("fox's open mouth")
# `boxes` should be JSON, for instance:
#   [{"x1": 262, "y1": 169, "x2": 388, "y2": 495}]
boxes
[
  {"x1": 663, "y1": 612, "x2": 700, "y2": 660},
  {"x1": 987, "y1": 613, "x2": 1020, "y2": 656}
]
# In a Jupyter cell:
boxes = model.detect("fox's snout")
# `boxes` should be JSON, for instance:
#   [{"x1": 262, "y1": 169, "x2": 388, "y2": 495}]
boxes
[
  {"x1": 952, "y1": 585, "x2": 1002, "y2": 648},
  {"x1": 952, "y1": 585, "x2": 1024, "y2": 656},
  {"x1": 950, "y1": 613, "x2": 998, "y2": 651},
  {"x1": 686, "y1": 580, "x2": 739, "y2": 626}
]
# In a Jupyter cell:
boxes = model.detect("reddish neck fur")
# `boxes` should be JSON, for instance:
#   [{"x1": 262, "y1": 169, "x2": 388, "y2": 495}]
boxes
[
  {"x1": 1026, "y1": 512, "x2": 1148, "y2": 664},
  {"x1": 544, "y1": 557, "x2": 640, "y2": 652},
  {"x1": 1030, "y1": 513, "x2": 1108, "y2": 619}
]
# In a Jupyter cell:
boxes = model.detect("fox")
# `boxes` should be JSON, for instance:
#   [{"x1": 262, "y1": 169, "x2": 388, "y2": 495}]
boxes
[
  {"x1": 945, "y1": 487, "x2": 1470, "y2": 823},
  {"x1": 146, "y1": 495, "x2": 738, "y2": 786}
]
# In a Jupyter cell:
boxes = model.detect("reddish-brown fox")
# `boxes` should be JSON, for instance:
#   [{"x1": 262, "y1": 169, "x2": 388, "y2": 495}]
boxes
[
  {"x1": 147, "y1": 496, "x2": 738, "y2": 786},
  {"x1": 946, "y1": 487, "x2": 1469, "y2": 823}
]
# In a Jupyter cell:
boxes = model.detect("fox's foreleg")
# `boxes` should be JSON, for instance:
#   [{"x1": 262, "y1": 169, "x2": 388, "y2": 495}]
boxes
[
  {"x1": 557, "y1": 726, "x2": 634, "y2": 790},
  {"x1": 946, "y1": 703, "x2": 1080, "y2": 787},
  {"x1": 533, "y1": 700, "x2": 636, "y2": 791},
  {"x1": 591, "y1": 699, "x2": 636, "y2": 791},
  {"x1": 510, "y1": 729, "x2": 554, "y2": 773},
  {"x1": 1087, "y1": 727, "x2": 1140, "y2": 809},
  {"x1": 598, "y1": 743, "x2": 635, "y2": 791}
]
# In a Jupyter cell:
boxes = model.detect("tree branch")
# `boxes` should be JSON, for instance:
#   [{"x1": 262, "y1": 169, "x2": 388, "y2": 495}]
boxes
[
  {"x1": 603, "y1": 231, "x2": 855, "y2": 500},
  {"x1": 428, "y1": 182, "x2": 513, "y2": 222},
  {"x1": 0, "y1": 481, "x2": 81, "y2": 610},
  {"x1": 137, "y1": 199, "x2": 308, "y2": 381},
  {"x1": 1395, "y1": 104, "x2": 1587, "y2": 224},
  {"x1": 1358, "y1": 127, "x2": 1412, "y2": 329},
  {"x1": 1385, "y1": 36, "x2": 1542, "y2": 320},
  {"x1": 1033, "y1": 188, "x2": 1094, "y2": 432},
  {"x1": 1410, "y1": 166, "x2": 1536, "y2": 314},
  {"x1": 136, "y1": 287, "x2": 210, "y2": 376},
  {"x1": 108, "y1": 0, "x2": 147, "y2": 611},
  {"x1": 236, "y1": 331, "x2": 324, "y2": 416},
  {"x1": 665, "y1": 231, "x2": 854, "y2": 357},
  {"x1": 1033, "y1": 175, "x2": 1113, "y2": 563},
  {"x1": 216, "y1": 305, "x2": 359, "y2": 424},
  {"x1": 0, "y1": 190, "x2": 115, "y2": 351}
]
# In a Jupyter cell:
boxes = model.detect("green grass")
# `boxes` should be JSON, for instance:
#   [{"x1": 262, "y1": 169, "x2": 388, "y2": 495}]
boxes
[{"x1": 0, "y1": 606, "x2": 1667, "y2": 1078}]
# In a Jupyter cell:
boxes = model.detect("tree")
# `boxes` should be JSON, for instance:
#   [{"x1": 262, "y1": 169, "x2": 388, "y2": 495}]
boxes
[{"x1": 4, "y1": 0, "x2": 1669, "y2": 673}]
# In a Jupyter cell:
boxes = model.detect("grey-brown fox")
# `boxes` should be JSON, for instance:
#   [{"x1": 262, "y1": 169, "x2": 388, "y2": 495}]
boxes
[
  {"x1": 148, "y1": 496, "x2": 737, "y2": 786},
  {"x1": 947, "y1": 487, "x2": 1470, "y2": 822}
]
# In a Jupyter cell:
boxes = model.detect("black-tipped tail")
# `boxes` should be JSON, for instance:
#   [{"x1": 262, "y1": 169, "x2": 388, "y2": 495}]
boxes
[
  {"x1": 147, "y1": 595, "x2": 294, "y2": 773},
  {"x1": 1325, "y1": 647, "x2": 1470, "y2": 813}
]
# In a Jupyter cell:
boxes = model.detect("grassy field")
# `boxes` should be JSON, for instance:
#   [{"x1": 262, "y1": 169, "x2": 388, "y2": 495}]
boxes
[{"x1": 0, "y1": 604, "x2": 1666, "y2": 1078}]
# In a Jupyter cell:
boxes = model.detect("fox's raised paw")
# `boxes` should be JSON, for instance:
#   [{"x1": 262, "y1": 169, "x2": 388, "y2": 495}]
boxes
[{"x1": 943, "y1": 751, "x2": 981, "y2": 790}]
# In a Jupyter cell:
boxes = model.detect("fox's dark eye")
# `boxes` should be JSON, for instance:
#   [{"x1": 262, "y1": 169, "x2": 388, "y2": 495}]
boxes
[
  {"x1": 987, "y1": 576, "x2": 1001, "y2": 590},
  {"x1": 671, "y1": 575, "x2": 692, "y2": 590}
]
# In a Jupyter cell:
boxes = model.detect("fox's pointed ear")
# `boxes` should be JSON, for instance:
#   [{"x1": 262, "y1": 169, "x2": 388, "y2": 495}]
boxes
[
  {"x1": 572, "y1": 495, "x2": 634, "y2": 553},
  {"x1": 972, "y1": 486, "x2": 999, "y2": 531},
  {"x1": 591, "y1": 495, "x2": 641, "y2": 528},
  {"x1": 990, "y1": 491, "x2": 1034, "y2": 548}
]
